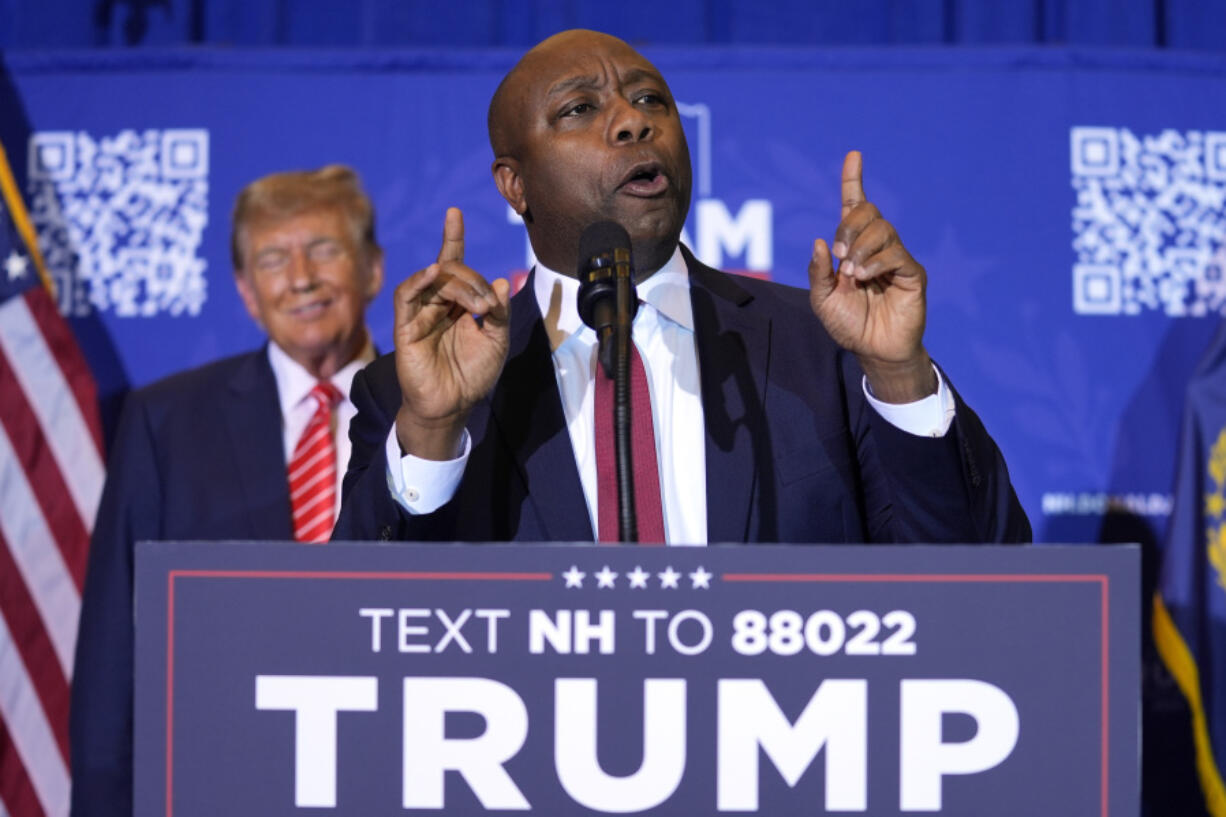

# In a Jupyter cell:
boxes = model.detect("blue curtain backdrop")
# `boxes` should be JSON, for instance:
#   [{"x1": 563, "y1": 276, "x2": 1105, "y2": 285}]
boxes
[
  {"x1": 2, "y1": 2, "x2": 1225, "y2": 815},
  {"x1": 2, "y1": 0, "x2": 1226, "y2": 50}
]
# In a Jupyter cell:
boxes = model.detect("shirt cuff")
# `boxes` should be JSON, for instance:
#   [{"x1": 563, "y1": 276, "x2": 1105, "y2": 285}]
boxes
[
  {"x1": 384, "y1": 426, "x2": 471, "y2": 514},
  {"x1": 861, "y1": 365, "x2": 956, "y2": 438}
]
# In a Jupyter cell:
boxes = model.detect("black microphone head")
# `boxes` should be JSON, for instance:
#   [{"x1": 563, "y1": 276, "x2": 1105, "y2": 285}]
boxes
[
  {"x1": 576, "y1": 221, "x2": 632, "y2": 278},
  {"x1": 576, "y1": 221, "x2": 636, "y2": 333}
]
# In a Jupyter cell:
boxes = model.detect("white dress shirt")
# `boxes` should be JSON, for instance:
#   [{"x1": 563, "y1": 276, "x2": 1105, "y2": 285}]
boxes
[
  {"x1": 268, "y1": 340, "x2": 374, "y2": 522},
  {"x1": 386, "y1": 247, "x2": 955, "y2": 543}
]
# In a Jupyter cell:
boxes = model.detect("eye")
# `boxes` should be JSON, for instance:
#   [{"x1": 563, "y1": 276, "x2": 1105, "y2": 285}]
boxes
[
  {"x1": 254, "y1": 250, "x2": 288, "y2": 273},
  {"x1": 634, "y1": 91, "x2": 667, "y2": 108},
  {"x1": 308, "y1": 240, "x2": 344, "y2": 264},
  {"x1": 559, "y1": 100, "x2": 596, "y2": 118}
]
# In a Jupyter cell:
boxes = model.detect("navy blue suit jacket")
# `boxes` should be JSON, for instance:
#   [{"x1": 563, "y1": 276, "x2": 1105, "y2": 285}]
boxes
[
  {"x1": 70, "y1": 348, "x2": 291, "y2": 817},
  {"x1": 334, "y1": 252, "x2": 1030, "y2": 544}
]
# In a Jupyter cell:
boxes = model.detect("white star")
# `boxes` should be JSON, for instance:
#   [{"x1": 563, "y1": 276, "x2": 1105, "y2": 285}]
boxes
[
  {"x1": 5, "y1": 251, "x2": 29, "y2": 282},
  {"x1": 658, "y1": 566, "x2": 681, "y2": 589},
  {"x1": 562, "y1": 565, "x2": 585, "y2": 588},
  {"x1": 689, "y1": 566, "x2": 713, "y2": 589},
  {"x1": 595, "y1": 565, "x2": 618, "y2": 589},
  {"x1": 627, "y1": 565, "x2": 650, "y2": 589}
]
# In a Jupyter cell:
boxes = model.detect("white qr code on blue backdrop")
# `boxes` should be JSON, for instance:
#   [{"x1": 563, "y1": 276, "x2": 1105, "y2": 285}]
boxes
[
  {"x1": 27, "y1": 129, "x2": 209, "y2": 317},
  {"x1": 1071, "y1": 127, "x2": 1226, "y2": 316}
]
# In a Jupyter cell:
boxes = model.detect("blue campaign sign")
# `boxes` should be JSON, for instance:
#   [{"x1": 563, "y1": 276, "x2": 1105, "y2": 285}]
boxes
[{"x1": 134, "y1": 542, "x2": 1138, "y2": 816}]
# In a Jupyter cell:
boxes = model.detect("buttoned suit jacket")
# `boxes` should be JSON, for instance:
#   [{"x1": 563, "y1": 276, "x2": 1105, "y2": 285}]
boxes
[
  {"x1": 70, "y1": 348, "x2": 292, "y2": 817},
  {"x1": 333, "y1": 250, "x2": 1030, "y2": 545}
]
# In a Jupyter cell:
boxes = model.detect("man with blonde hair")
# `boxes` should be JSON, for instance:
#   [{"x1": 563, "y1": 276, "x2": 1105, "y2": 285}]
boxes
[{"x1": 70, "y1": 165, "x2": 384, "y2": 817}]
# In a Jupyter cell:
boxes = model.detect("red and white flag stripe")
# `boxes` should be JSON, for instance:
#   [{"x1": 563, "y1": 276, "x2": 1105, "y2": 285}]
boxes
[
  {"x1": 0, "y1": 423, "x2": 80, "y2": 676},
  {"x1": 0, "y1": 295, "x2": 103, "y2": 529},
  {"x1": 0, "y1": 607, "x2": 70, "y2": 817},
  {"x1": 0, "y1": 171, "x2": 105, "y2": 817}
]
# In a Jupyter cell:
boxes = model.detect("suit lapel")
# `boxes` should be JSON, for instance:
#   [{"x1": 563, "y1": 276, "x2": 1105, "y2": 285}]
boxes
[
  {"x1": 686, "y1": 252, "x2": 771, "y2": 543},
  {"x1": 488, "y1": 276, "x2": 593, "y2": 541},
  {"x1": 222, "y1": 348, "x2": 294, "y2": 539},
  {"x1": 488, "y1": 258, "x2": 773, "y2": 544}
]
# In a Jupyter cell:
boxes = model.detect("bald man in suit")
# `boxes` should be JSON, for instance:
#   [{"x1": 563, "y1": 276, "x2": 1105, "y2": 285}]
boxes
[{"x1": 333, "y1": 30, "x2": 1029, "y2": 547}]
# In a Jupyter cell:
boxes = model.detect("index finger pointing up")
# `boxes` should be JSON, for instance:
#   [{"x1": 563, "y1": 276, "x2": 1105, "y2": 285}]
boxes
[
  {"x1": 841, "y1": 150, "x2": 865, "y2": 219},
  {"x1": 437, "y1": 206, "x2": 465, "y2": 264}
]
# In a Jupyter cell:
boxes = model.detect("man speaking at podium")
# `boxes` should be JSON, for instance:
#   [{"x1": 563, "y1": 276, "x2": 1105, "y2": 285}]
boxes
[{"x1": 334, "y1": 30, "x2": 1030, "y2": 546}]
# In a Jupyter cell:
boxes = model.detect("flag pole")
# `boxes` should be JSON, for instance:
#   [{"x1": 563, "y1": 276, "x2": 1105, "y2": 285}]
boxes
[{"x1": 0, "y1": 139, "x2": 56, "y2": 298}]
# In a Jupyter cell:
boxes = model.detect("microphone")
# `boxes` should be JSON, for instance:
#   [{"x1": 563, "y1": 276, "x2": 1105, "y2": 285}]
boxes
[
  {"x1": 576, "y1": 221, "x2": 639, "y2": 541},
  {"x1": 577, "y1": 221, "x2": 638, "y2": 378}
]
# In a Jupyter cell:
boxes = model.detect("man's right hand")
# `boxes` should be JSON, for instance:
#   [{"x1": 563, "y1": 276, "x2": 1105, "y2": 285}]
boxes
[{"x1": 393, "y1": 207, "x2": 511, "y2": 460}]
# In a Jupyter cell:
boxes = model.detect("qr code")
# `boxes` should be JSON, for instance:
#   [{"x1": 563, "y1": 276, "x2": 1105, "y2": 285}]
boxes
[
  {"x1": 27, "y1": 129, "x2": 209, "y2": 317},
  {"x1": 1071, "y1": 127, "x2": 1226, "y2": 316}
]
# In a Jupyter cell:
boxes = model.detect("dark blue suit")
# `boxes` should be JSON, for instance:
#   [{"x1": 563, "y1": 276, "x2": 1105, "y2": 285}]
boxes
[
  {"x1": 70, "y1": 348, "x2": 291, "y2": 817},
  {"x1": 334, "y1": 252, "x2": 1030, "y2": 545}
]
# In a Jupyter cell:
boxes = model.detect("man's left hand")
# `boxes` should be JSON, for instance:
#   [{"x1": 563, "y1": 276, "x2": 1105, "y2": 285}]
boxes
[{"x1": 807, "y1": 150, "x2": 936, "y2": 403}]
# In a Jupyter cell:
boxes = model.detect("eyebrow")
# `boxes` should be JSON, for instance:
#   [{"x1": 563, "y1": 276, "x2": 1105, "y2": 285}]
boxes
[
  {"x1": 546, "y1": 67, "x2": 666, "y2": 99},
  {"x1": 619, "y1": 67, "x2": 664, "y2": 88},
  {"x1": 546, "y1": 74, "x2": 601, "y2": 98},
  {"x1": 252, "y1": 236, "x2": 340, "y2": 257}
]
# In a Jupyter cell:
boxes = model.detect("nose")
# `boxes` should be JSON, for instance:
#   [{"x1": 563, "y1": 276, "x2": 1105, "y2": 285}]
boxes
[
  {"x1": 609, "y1": 97, "x2": 653, "y2": 144},
  {"x1": 286, "y1": 249, "x2": 317, "y2": 292}
]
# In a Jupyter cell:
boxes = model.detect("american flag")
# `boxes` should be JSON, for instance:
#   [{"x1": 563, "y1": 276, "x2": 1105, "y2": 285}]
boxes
[{"x1": 0, "y1": 140, "x2": 104, "y2": 816}]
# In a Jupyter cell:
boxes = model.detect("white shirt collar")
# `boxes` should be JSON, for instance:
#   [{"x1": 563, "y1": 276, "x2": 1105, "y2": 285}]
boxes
[
  {"x1": 266, "y1": 337, "x2": 375, "y2": 411},
  {"x1": 532, "y1": 245, "x2": 695, "y2": 351}
]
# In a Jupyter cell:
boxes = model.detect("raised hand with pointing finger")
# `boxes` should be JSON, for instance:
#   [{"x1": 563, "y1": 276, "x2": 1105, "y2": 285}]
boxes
[
  {"x1": 331, "y1": 30, "x2": 1031, "y2": 548},
  {"x1": 393, "y1": 207, "x2": 511, "y2": 460},
  {"x1": 808, "y1": 151, "x2": 936, "y2": 404}
]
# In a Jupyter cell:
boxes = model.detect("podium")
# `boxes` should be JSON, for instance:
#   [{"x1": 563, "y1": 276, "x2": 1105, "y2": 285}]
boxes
[{"x1": 134, "y1": 542, "x2": 1138, "y2": 816}]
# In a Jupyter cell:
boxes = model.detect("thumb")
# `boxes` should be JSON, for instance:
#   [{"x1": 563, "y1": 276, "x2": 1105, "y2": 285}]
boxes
[
  {"x1": 437, "y1": 206, "x2": 465, "y2": 264},
  {"x1": 484, "y1": 277, "x2": 512, "y2": 329},
  {"x1": 807, "y1": 238, "x2": 836, "y2": 307}
]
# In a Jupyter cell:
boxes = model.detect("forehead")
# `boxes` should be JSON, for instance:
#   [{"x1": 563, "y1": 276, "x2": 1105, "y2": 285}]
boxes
[
  {"x1": 521, "y1": 37, "x2": 665, "y2": 100},
  {"x1": 244, "y1": 206, "x2": 351, "y2": 249}
]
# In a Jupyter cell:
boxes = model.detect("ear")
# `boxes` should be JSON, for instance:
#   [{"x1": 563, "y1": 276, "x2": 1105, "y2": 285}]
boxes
[
  {"x1": 492, "y1": 156, "x2": 526, "y2": 216},
  {"x1": 234, "y1": 271, "x2": 265, "y2": 329},
  {"x1": 364, "y1": 253, "x2": 385, "y2": 301}
]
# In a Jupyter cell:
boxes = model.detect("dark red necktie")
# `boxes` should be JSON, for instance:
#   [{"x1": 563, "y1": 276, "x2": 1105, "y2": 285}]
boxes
[
  {"x1": 595, "y1": 344, "x2": 666, "y2": 543},
  {"x1": 288, "y1": 381, "x2": 342, "y2": 543}
]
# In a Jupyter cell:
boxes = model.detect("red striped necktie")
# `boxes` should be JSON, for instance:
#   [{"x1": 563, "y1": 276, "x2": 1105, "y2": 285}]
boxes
[
  {"x1": 288, "y1": 381, "x2": 343, "y2": 543},
  {"x1": 595, "y1": 344, "x2": 666, "y2": 543}
]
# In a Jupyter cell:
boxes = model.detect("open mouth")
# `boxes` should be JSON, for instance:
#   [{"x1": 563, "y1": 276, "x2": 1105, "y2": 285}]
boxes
[{"x1": 619, "y1": 163, "x2": 669, "y2": 197}]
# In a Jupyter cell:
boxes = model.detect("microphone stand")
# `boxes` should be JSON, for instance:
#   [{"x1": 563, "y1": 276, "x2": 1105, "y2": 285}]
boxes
[
  {"x1": 611, "y1": 251, "x2": 636, "y2": 542},
  {"x1": 595, "y1": 246, "x2": 637, "y2": 541},
  {"x1": 577, "y1": 223, "x2": 639, "y2": 542}
]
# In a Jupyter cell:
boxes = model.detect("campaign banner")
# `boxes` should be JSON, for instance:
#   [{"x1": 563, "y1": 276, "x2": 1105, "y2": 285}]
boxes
[{"x1": 134, "y1": 542, "x2": 1138, "y2": 816}]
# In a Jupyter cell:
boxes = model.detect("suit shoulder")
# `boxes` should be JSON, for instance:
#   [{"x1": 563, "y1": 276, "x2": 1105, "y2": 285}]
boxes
[
  {"x1": 353, "y1": 351, "x2": 402, "y2": 407},
  {"x1": 689, "y1": 261, "x2": 828, "y2": 335},
  {"x1": 683, "y1": 248, "x2": 813, "y2": 316},
  {"x1": 361, "y1": 350, "x2": 398, "y2": 381},
  {"x1": 730, "y1": 273, "x2": 813, "y2": 313},
  {"x1": 124, "y1": 349, "x2": 269, "y2": 416}
]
